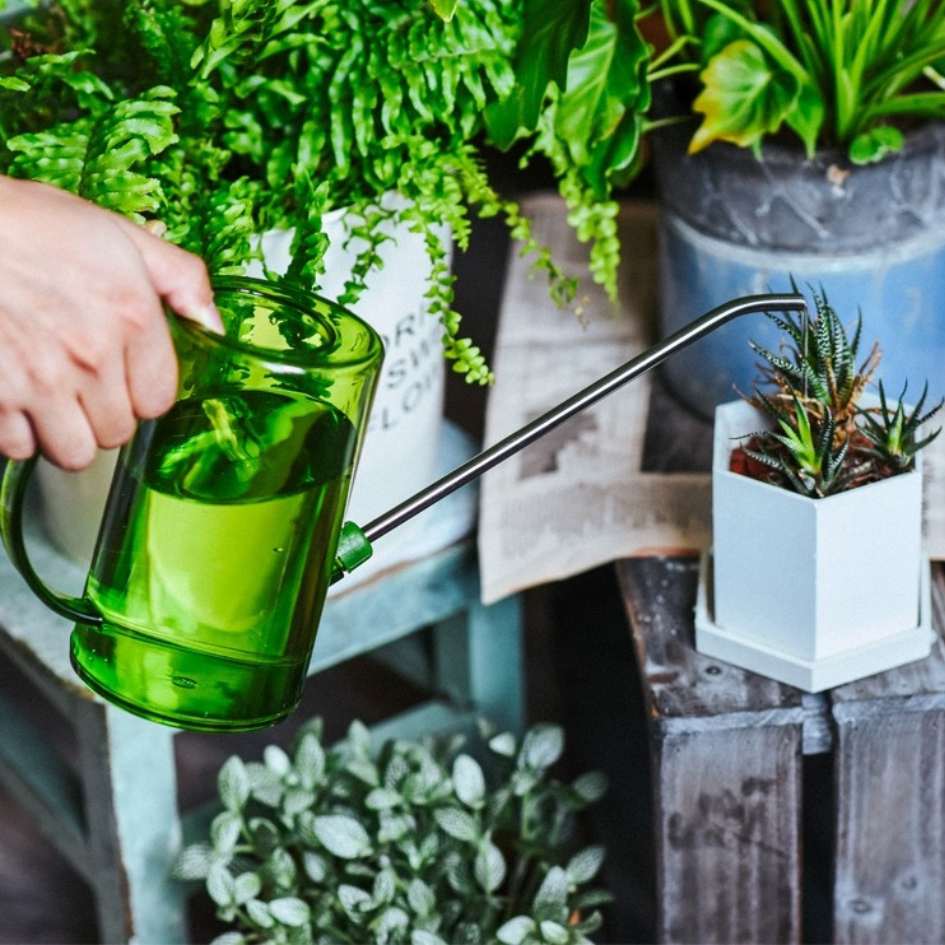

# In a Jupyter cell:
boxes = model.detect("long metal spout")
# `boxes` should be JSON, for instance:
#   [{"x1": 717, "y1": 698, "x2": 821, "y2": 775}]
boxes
[{"x1": 332, "y1": 292, "x2": 807, "y2": 579}]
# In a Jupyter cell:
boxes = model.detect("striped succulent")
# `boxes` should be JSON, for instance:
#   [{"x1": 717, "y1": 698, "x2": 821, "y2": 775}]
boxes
[
  {"x1": 860, "y1": 380, "x2": 943, "y2": 472},
  {"x1": 745, "y1": 394, "x2": 869, "y2": 498},
  {"x1": 749, "y1": 286, "x2": 879, "y2": 434},
  {"x1": 741, "y1": 289, "x2": 939, "y2": 498}
]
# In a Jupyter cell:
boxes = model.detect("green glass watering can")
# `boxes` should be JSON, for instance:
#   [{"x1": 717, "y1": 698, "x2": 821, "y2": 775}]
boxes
[{"x1": 0, "y1": 278, "x2": 806, "y2": 732}]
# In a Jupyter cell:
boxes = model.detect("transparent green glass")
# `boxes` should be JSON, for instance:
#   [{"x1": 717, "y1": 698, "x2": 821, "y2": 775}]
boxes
[{"x1": 0, "y1": 277, "x2": 383, "y2": 732}]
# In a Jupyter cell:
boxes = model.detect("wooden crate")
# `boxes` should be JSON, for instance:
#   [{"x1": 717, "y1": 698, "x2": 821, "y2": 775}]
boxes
[{"x1": 618, "y1": 555, "x2": 945, "y2": 945}]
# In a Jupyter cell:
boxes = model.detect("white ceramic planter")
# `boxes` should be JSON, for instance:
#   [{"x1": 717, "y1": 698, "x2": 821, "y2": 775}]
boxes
[
  {"x1": 251, "y1": 200, "x2": 450, "y2": 589},
  {"x1": 36, "y1": 450, "x2": 118, "y2": 563},
  {"x1": 39, "y1": 197, "x2": 452, "y2": 582},
  {"x1": 696, "y1": 399, "x2": 933, "y2": 691}
]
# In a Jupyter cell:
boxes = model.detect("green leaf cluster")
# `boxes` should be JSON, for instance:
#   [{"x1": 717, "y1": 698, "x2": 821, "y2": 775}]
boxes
[
  {"x1": 486, "y1": 0, "x2": 651, "y2": 301},
  {"x1": 860, "y1": 381, "x2": 943, "y2": 472},
  {"x1": 664, "y1": 0, "x2": 945, "y2": 163},
  {"x1": 176, "y1": 719, "x2": 611, "y2": 945},
  {"x1": 743, "y1": 289, "x2": 942, "y2": 498},
  {"x1": 1, "y1": 0, "x2": 653, "y2": 384}
]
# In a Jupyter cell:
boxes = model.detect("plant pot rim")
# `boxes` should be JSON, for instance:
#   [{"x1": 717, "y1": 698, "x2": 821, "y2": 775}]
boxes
[
  {"x1": 714, "y1": 398, "x2": 923, "y2": 507},
  {"x1": 684, "y1": 118, "x2": 945, "y2": 169},
  {"x1": 656, "y1": 78, "x2": 945, "y2": 170}
]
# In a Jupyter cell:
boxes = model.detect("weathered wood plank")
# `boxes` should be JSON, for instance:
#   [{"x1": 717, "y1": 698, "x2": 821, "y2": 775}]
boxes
[
  {"x1": 76, "y1": 702, "x2": 187, "y2": 945},
  {"x1": 656, "y1": 725, "x2": 802, "y2": 944},
  {"x1": 833, "y1": 704, "x2": 945, "y2": 945},
  {"x1": 617, "y1": 557, "x2": 806, "y2": 726},
  {"x1": 0, "y1": 688, "x2": 88, "y2": 874},
  {"x1": 831, "y1": 564, "x2": 945, "y2": 944},
  {"x1": 310, "y1": 542, "x2": 476, "y2": 674},
  {"x1": 619, "y1": 556, "x2": 806, "y2": 944}
]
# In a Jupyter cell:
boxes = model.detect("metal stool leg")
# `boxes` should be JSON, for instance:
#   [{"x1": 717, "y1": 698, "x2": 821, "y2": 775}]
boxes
[
  {"x1": 77, "y1": 702, "x2": 186, "y2": 944},
  {"x1": 433, "y1": 594, "x2": 524, "y2": 734}
]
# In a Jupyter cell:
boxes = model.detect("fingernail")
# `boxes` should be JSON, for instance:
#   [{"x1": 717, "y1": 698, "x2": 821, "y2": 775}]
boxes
[
  {"x1": 198, "y1": 302, "x2": 225, "y2": 334},
  {"x1": 144, "y1": 219, "x2": 168, "y2": 238}
]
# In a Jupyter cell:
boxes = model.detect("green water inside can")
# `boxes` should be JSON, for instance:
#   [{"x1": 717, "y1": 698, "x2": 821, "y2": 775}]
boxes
[{"x1": 70, "y1": 389, "x2": 356, "y2": 731}]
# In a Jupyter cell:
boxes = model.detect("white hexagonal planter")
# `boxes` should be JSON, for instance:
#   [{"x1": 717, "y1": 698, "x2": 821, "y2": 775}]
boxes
[{"x1": 695, "y1": 399, "x2": 934, "y2": 692}]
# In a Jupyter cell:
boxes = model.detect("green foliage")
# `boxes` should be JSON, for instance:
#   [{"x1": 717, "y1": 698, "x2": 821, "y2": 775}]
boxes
[
  {"x1": 429, "y1": 0, "x2": 461, "y2": 21},
  {"x1": 487, "y1": 0, "x2": 651, "y2": 301},
  {"x1": 750, "y1": 287, "x2": 876, "y2": 428},
  {"x1": 1, "y1": 0, "x2": 654, "y2": 384},
  {"x1": 860, "y1": 381, "x2": 943, "y2": 472},
  {"x1": 742, "y1": 291, "x2": 939, "y2": 498},
  {"x1": 671, "y1": 0, "x2": 945, "y2": 161},
  {"x1": 745, "y1": 394, "x2": 856, "y2": 498},
  {"x1": 484, "y1": 0, "x2": 592, "y2": 148},
  {"x1": 7, "y1": 84, "x2": 180, "y2": 218},
  {"x1": 689, "y1": 39, "x2": 798, "y2": 154},
  {"x1": 176, "y1": 719, "x2": 611, "y2": 945}
]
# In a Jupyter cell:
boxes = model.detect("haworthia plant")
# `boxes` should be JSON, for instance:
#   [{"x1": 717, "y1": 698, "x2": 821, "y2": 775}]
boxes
[{"x1": 741, "y1": 290, "x2": 942, "y2": 498}]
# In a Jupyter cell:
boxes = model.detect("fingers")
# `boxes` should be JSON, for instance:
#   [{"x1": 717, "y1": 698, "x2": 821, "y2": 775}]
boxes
[
  {"x1": 124, "y1": 308, "x2": 179, "y2": 421},
  {"x1": 0, "y1": 410, "x2": 35, "y2": 461},
  {"x1": 0, "y1": 183, "x2": 203, "y2": 470},
  {"x1": 78, "y1": 357, "x2": 136, "y2": 449},
  {"x1": 28, "y1": 395, "x2": 97, "y2": 471},
  {"x1": 115, "y1": 218, "x2": 224, "y2": 333}
]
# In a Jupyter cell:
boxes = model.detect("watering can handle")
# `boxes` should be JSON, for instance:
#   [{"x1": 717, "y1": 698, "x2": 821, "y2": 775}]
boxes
[
  {"x1": 0, "y1": 458, "x2": 104, "y2": 625},
  {"x1": 331, "y1": 291, "x2": 809, "y2": 583}
]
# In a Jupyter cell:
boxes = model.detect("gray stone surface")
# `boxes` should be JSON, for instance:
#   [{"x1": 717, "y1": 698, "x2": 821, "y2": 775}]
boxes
[{"x1": 652, "y1": 115, "x2": 945, "y2": 252}]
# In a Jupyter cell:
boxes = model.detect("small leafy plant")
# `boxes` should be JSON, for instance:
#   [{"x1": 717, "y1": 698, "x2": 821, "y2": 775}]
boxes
[
  {"x1": 659, "y1": 0, "x2": 945, "y2": 163},
  {"x1": 733, "y1": 291, "x2": 943, "y2": 498},
  {"x1": 175, "y1": 719, "x2": 611, "y2": 945},
  {"x1": 861, "y1": 381, "x2": 944, "y2": 473}
]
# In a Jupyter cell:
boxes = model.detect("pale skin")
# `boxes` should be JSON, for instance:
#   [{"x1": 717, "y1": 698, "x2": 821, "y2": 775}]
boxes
[{"x1": 0, "y1": 175, "x2": 223, "y2": 470}]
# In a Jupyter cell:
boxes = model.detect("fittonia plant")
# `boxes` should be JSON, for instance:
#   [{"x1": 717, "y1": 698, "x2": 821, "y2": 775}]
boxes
[{"x1": 175, "y1": 719, "x2": 612, "y2": 945}]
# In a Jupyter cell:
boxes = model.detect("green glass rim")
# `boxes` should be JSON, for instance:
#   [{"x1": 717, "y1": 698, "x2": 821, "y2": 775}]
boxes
[{"x1": 169, "y1": 275, "x2": 383, "y2": 370}]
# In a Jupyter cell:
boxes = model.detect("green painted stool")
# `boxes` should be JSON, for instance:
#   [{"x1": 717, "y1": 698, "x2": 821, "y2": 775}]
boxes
[{"x1": 0, "y1": 422, "x2": 523, "y2": 944}]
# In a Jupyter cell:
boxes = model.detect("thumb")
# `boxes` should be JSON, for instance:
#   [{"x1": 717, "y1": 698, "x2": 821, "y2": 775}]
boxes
[{"x1": 116, "y1": 217, "x2": 224, "y2": 333}]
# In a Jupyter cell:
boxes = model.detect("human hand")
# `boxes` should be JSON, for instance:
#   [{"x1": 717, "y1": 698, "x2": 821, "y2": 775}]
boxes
[{"x1": 0, "y1": 176, "x2": 223, "y2": 469}]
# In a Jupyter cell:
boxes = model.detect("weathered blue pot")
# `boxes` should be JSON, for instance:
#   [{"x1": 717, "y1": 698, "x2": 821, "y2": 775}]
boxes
[{"x1": 653, "y1": 122, "x2": 945, "y2": 417}]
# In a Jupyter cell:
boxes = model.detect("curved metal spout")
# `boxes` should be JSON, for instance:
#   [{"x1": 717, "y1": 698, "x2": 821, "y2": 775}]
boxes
[{"x1": 333, "y1": 292, "x2": 807, "y2": 579}]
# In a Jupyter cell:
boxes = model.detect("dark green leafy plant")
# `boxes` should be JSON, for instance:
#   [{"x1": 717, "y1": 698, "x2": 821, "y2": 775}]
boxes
[
  {"x1": 860, "y1": 381, "x2": 943, "y2": 472},
  {"x1": 737, "y1": 291, "x2": 941, "y2": 498},
  {"x1": 744, "y1": 394, "x2": 860, "y2": 498},
  {"x1": 175, "y1": 719, "x2": 611, "y2": 945},
  {"x1": 749, "y1": 287, "x2": 878, "y2": 435},
  {"x1": 661, "y1": 0, "x2": 945, "y2": 163},
  {"x1": 0, "y1": 0, "x2": 653, "y2": 385}
]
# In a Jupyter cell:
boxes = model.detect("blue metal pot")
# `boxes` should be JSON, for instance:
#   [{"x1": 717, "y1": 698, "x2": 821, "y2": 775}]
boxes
[{"x1": 653, "y1": 122, "x2": 945, "y2": 417}]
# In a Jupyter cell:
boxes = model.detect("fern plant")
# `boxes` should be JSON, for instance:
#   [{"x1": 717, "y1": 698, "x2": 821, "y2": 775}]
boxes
[
  {"x1": 739, "y1": 291, "x2": 942, "y2": 498},
  {"x1": 0, "y1": 0, "x2": 653, "y2": 385}
]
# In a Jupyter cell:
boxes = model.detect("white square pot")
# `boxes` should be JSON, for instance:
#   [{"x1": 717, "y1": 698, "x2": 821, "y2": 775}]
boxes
[{"x1": 697, "y1": 400, "x2": 933, "y2": 691}]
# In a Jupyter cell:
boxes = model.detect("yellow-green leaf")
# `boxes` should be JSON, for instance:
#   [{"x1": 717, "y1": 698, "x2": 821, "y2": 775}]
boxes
[
  {"x1": 849, "y1": 125, "x2": 904, "y2": 165},
  {"x1": 429, "y1": 0, "x2": 459, "y2": 20},
  {"x1": 690, "y1": 39, "x2": 799, "y2": 154}
]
